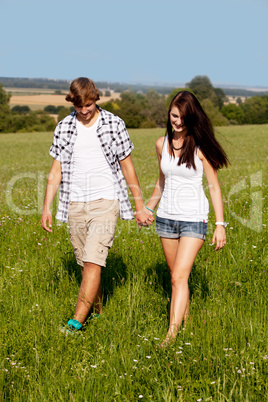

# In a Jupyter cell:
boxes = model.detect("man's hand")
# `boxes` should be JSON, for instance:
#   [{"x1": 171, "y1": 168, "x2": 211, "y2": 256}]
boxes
[
  {"x1": 41, "y1": 210, "x2": 53, "y2": 232},
  {"x1": 135, "y1": 206, "x2": 154, "y2": 228}
]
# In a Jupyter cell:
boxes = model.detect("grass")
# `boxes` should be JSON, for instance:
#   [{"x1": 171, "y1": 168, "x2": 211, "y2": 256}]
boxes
[{"x1": 0, "y1": 125, "x2": 267, "y2": 401}]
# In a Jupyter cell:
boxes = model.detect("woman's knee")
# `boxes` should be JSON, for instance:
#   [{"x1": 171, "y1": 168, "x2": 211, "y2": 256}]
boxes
[{"x1": 170, "y1": 271, "x2": 189, "y2": 288}]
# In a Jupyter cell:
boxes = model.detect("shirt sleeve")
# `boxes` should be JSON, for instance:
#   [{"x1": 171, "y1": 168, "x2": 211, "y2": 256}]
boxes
[
  {"x1": 49, "y1": 122, "x2": 62, "y2": 161},
  {"x1": 116, "y1": 119, "x2": 134, "y2": 160}
]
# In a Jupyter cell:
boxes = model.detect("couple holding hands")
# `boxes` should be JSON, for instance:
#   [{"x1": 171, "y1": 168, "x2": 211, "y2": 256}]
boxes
[{"x1": 41, "y1": 77, "x2": 228, "y2": 345}]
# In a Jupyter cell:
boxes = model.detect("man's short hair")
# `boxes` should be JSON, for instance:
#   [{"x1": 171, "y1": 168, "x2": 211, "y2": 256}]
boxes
[{"x1": 65, "y1": 77, "x2": 100, "y2": 106}]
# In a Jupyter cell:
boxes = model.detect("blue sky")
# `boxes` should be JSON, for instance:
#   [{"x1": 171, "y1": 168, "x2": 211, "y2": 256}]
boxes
[{"x1": 1, "y1": 0, "x2": 268, "y2": 88}]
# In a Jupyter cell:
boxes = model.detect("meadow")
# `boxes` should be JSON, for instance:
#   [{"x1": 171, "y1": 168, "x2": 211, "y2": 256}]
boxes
[{"x1": 0, "y1": 125, "x2": 267, "y2": 401}]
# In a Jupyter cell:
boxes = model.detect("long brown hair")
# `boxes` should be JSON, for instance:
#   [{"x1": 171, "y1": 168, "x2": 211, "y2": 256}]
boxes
[{"x1": 167, "y1": 91, "x2": 229, "y2": 170}]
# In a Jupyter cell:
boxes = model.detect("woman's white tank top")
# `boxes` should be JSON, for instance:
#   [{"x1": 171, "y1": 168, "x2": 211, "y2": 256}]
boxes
[{"x1": 157, "y1": 136, "x2": 209, "y2": 222}]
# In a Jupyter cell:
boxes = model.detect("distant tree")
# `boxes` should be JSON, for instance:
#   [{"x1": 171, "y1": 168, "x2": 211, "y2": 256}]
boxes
[
  {"x1": 213, "y1": 87, "x2": 227, "y2": 109},
  {"x1": 0, "y1": 84, "x2": 12, "y2": 132},
  {"x1": 240, "y1": 96, "x2": 268, "y2": 124},
  {"x1": 236, "y1": 97, "x2": 242, "y2": 105},
  {"x1": 58, "y1": 107, "x2": 71, "y2": 122},
  {"x1": 141, "y1": 89, "x2": 166, "y2": 127},
  {"x1": 115, "y1": 91, "x2": 146, "y2": 128},
  {"x1": 98, "y1": 100, "x2": 117, "y2": 115},
  {"x1": 11, "y1": 105, "x2": 30, "y2": 114},
  {"x1": 221, "y1": 104, "x2": 245, "y2": 124},
  {"x1": 44, "y1": 105, "x2": 58, "y2": 114},
  {"x1": 186, "y1": 76, "x2": 214, "y2": 101},
  {"x1": 0, "y1": 83, "x2": 11, "y2": 105},
  {"x1": 105, "y1": 90, "x2": 111, "y2": 97},
  {"x1": 201, "y1": 99, "x2": 229, "y2": 126}
]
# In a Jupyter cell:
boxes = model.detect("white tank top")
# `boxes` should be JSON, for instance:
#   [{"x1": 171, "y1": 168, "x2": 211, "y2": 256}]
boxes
[
  {"x1": 157, "y1": 137, "x2": 209, "y2": 222},
  {"x1": 70, "y1": 117, "x2": 117, "y2": 202}
]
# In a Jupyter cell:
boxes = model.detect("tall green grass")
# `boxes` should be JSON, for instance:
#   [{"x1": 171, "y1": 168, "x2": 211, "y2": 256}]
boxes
[{"x1": 0, "y1": 125, "x2": 267, "y2": 401}]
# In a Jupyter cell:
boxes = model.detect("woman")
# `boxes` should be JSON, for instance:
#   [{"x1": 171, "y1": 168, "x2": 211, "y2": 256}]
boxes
[{"x1": 145, "y1": 91, "x2": 229, "y2": 345}]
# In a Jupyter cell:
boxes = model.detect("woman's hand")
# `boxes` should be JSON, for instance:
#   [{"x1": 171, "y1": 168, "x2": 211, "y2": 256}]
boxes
[
  {"x1": 212, "y1": 225, "x2": 226, "y2": 250},
  {"x1": 135, "y1": 206, "x2": 154, "y2": 228}
]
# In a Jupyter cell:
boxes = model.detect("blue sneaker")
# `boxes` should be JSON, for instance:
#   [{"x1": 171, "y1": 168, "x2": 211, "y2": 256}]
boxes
[
  {"x1": 68, "y1": 319, "x2": 82, "y2": 331},
  {"x1": 59, "y1": 319, "x2": 82, "y2": 335}
]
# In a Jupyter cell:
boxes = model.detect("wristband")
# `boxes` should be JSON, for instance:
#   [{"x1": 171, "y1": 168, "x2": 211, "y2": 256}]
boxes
[
  {"x1": 145, "y1": 206, "x2": 155, "y2": 214},
  {"x1": 215, "y1": 222, "x2": 228, "y2": 228}
]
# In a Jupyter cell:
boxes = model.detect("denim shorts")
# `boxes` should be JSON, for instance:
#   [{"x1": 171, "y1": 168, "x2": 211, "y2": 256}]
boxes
[{"x1": 156, "y1": 216, "x2": 207, "y2": 240}]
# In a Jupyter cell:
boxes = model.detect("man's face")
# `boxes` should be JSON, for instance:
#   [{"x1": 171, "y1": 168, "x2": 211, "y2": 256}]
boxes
[{"x1": 74, "y1": 100, "x2": 97, "y2": 123}]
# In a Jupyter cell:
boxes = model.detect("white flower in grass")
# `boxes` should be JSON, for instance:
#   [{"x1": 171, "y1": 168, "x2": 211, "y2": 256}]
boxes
[
  {"x1": 237, "y1": 370, "x2": 242, "y2": 374},
  {"x1": 250, "y1": 362, "x2": 254, "y2": 365},
  {"x1": 90, "y1": 365, "x2": 97, "y2": 368},
  {"x1": 154, "y1": 337, "x2": 159, "y2": 340},
  {"x1": 133, "y1": 359, "x2": 138, "y2": 362},
  {"x1": 211, "y1": 381, "x2": 215, "y2": 384},
  {"x1": 139, "y1": 396, "x2": 143, "y2": 399},
  {"x1": 197, "y1": 399, "x2": 202, "y2": 401},
  {"x1": 185, "y1": 342, "x2": 191, "y2": 345},
  {"x1": 146, "y1": 356, "x2": 151, "y2": 359}
]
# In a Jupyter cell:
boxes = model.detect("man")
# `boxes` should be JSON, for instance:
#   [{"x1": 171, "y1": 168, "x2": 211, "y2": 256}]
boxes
[{"x1": 41, "y1": 77, "x2": 153, "y2": 332}]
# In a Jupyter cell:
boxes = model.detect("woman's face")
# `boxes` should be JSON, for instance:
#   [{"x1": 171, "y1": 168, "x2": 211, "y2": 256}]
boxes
[{"x1": 170, "y1": 106, "x2": 187, "y2": 134}]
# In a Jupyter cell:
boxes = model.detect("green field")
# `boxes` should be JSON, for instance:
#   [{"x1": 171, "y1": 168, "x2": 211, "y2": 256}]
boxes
[{"x1": 0, "y1": 125, "x2": 267, "y2": 401}]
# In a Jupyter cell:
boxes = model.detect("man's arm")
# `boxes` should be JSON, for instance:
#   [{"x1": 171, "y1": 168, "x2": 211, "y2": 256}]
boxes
[
  {"x1": 119, "y1": 154, "x2": 153, "y2": 226},
  {"x1": 41, "y1": 159, "x2": 62, "y2": 232}
]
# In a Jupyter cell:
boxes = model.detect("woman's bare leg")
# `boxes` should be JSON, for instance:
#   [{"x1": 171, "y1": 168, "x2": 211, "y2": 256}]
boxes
[{"x1": 161, "y1": 236, "x2": 204, "y2": 344}]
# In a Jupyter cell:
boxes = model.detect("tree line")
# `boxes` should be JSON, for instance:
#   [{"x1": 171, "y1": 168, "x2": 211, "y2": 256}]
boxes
[
  {"x1": 100, "y1": 76, "x2": 268, "y2": 128},
  {"x1": 1, "y1": 76, "x2": 268, "y2": 133}
]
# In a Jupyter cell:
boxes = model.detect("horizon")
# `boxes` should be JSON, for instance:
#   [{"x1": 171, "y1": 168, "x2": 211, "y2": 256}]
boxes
[{"x1": 1, "y1": 76, "x2": 268, "y2": 92}]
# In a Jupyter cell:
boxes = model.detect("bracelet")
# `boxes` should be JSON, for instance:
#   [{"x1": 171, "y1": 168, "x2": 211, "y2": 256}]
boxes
[
  {"x1": 145, "y1": 206, "x2": 155, "y2": 214},
  {"x1": 215, "y1": 222, "x2": 228, "y2": 228}
]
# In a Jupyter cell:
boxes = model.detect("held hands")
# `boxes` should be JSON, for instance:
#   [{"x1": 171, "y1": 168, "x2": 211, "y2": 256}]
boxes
[
  {"x1": 41, "y1": 210, "x2": 53, "y2": 232},
  {"x1": 135, "y1": 206, "x2": 154, "y2": 228},
  {"x1": 212, "y1": 225, "x2": 226, "y2": 251}
]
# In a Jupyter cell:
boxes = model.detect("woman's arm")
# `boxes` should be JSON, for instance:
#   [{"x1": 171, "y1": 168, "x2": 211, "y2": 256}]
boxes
[
  {"x1": 199, "y1": 150, "x2": 226, "y2": 250},
  {"x1": 146, "y1": 136, "x2": 165, "y2": 211}
]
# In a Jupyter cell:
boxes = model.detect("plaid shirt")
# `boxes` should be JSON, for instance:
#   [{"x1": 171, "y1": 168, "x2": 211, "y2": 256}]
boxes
[{"x1": 49, "y1": 107, "x2": 135, "y2": 222}]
